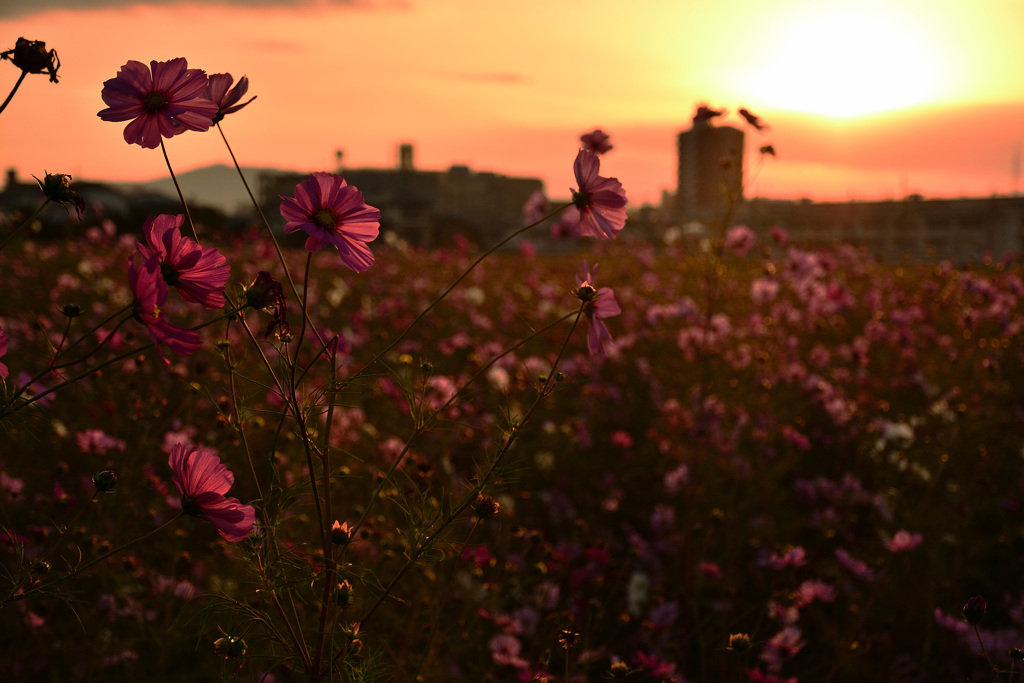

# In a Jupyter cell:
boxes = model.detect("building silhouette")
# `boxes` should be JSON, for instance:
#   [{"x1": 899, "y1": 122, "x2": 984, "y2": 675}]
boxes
[
  {"x1": 675, "y1": 106, "x2": 745, "y2": 228},
  {"x1": 260, "y1": 145, "x2": 543, "y2": 249}
]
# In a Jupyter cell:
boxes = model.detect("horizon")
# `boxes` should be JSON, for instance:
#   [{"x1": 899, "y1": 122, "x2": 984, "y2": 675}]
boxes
[{"x1": 2, "y1": 1, "x2": 1023, "y2": 206}]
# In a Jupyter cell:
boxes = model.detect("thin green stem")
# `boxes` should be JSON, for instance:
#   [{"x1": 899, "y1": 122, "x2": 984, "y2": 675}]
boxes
[{"x1": 5, "y1": 512, "x2": 184, "y2": 605}]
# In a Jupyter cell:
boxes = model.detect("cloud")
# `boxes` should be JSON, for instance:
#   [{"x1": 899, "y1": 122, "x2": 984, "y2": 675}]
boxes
[{"x1": 0, "y1": 0, "x2": 404, "y2": 20}]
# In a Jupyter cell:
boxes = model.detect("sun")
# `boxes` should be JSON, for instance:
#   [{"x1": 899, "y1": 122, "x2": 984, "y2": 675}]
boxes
[{"x1": 743, "y1": 6, "x2": 946, "y2": 118}]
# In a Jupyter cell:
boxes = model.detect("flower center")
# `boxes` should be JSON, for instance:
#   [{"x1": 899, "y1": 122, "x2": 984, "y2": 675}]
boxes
[
  {"x1": 142, "y1": 91, "x2": 170, "y2": 112},
  {"x1": 160, "y1": 261, "x2": 180, "y2": 287},
  {"x1": 313, "y1": 209, "x2": 337, "y2": 230},
  {"x1": 181, "y1": 495, "x2": 203, "y2": 517},
  {"x1": 571, "y1": 189, "x2": 590, "y2": 209}
]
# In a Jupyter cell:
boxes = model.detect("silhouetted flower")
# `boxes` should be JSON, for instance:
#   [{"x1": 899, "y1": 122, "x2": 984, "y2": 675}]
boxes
[
  {"x1": 34, "y1": 172, "x2": 84, "y2": 219},
  {"x1": 580, "y1": 128, "x2": 613, "y2": 155},
  {"x1": 1, "y1": 38, "x2": 60, "y2": 83},
  {"x1": 135, "y1": 214, "x2": 229, "y2": 309},
  {"x1": 92, "y1": 470, "x2": 118, "y2": 493},
  {"x1": 129, "y1": 255, "x2": 202, "y2": 364},
  {"x1": 244, "y1": 271, "x2": 289, "y2": 338},
  {"x1": 576, "y1": 261, "x2": 621, "y2": 357},
  {"x1": 205, "y1": 73, "x2": 256, "y2": 124},
  {"x1": 280, "y1": 172, "x2": 381, "y2": 272},
  {"x1": 169, "y1": 442, "x2": 255, "y2": 542},
  {"x1": 571, "y1": 150, "x2": 627, "y2": 239},
  {"x1": 98, "y1": 58, "x2": 218, "y2": 149}
]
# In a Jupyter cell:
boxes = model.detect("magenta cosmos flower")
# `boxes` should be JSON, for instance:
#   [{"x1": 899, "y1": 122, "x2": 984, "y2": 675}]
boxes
[
  {"x1": 205, "y1": 73, "x2": 256, "y2": 124},
  {"x1": 169, "y1": 443, "x2": 255, "y2": 542},
  {"x1": 280, "y1": 172, "x2": 381, "y2": 272},
  {"x1": 129, "y1": 254, "x2": 202, "y2": 364},
  {"x1": 571, "y1": 149, "x2": 627, "y2": 239},
  {"x1": 580, "y1": 128, "x2": 613, "y2": 155},
  {"x1": 134, "y1": 214, "x2": 230, "y2": 308},
  {"x1": 0, "y1": 327, "x2": 8, "y2": 380},
  {"x1": 98, "y1": 58, "x2": 218, "y2": 149},
  {"x1": 575, "y1": 261, "x2": 621, "y2": 357}
]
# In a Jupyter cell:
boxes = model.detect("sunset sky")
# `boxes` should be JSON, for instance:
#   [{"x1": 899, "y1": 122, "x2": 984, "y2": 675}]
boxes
[{"x1": 2, "y1": 0, "x2": 1023, "y2": 207}]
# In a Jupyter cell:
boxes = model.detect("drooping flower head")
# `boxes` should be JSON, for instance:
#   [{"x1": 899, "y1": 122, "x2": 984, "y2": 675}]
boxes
[
  {"x1": 244, "y1": 271, "x2": 289, "y2": 338},
  {"x1": 575, "y1": 261, "x2": 621, "y2": 357},
  {"x1": 98, "y1": 58, "x2": 218, "y2": 149},
  {"x1": 571, "y1": 149, "x2": 627, "y2": 239},
  {"x1": 128, "y1": 254, "x2": 202, "y2": 364},
  {"x1": 168, "y1": 442, "x2": 255, "y2": 542},
  {"x1": 135, "y1": 214, "x2": 230, "y2": 309},
  {"x1": 33, "y1": 172, "x2": 85, "y2": 219},
  {"x1": 205, "y1": 73, "x2": 256, "y2": 124},
  {"x1": 279, "y1": 172, "x2": 381, "y2": 273},
  {"x1": 580, "y1": 128, "x2": 613, "y2": 155},
  {"x1": 1, "y1": 37, "x2": 60, "y2": 83}
]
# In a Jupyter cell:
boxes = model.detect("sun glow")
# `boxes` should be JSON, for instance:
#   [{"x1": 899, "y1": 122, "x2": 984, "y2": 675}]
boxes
[{"x1": 744, "y1": 7, "x2": 946, "y2": 118}]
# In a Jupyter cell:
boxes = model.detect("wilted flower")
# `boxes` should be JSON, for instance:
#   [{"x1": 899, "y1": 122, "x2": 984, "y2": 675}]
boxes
[
  {"x1": 205, "y1": 73, "x2": 256, "y2": 124},
  {"x1": 580, "y1": 128, "x2": 613, "y2": 155},
  {"x1": 134, "y1": 214, "x2": 229, "y2": 309},
  {"x1": 280, "y1": 172, "x2": 381, "y2": 272},
  {"x1": 1, "y1": 38, "x2": 60, "y2": 83},
  {"x1": 98, "y1": 58, "x2": 218, "y2": 149},
  {"x1": 576, "y1": 261, "x2": 621, "y2": 357},
  {"x1": 129, "y1": 255, "x2": 202, "y2": 364},
  {"x1": 169, "y1": 442, "x2": 255, "y2": 542},
  {"x1": 571, "y1": 149, "x2": 627, "y2": 239},
  {"x1": 33, "y1": 172, "x2": 84, "y2": 219}
]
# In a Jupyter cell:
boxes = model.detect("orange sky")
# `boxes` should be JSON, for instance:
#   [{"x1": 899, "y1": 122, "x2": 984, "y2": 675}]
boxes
[{"x1": 2, "y1": 0, "x2": 1024, "y2": 207}]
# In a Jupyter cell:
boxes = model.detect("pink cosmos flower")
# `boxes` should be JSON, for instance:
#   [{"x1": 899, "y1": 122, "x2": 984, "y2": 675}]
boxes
[
  {"x1": 129, "y1": 254, "x2": 202, "y2": 364},
  {"x1": 571, "y1": 149, "x2": 627, "y2": 239},
  {"x1": 168, "y1": 442, "x2": 255, "y2": 542},
  {"x1": 134, "y1": 214, "x2": 230, "y2": 309},
  {"x1": 0, "y1": 327, "x2": 8, "y2": 380},
  {"x1": 886, "y1": 529, "x2": 923, "y2": 552},
  {"x1": 522, "y1": 189, "x2": 549, "y2": 225},
  {"x1": 279, "y1": 172, "x2": 381, "y2": 272},
  {"x1": 725, "y1": 224, "x2": 757, "y2": 256},
  {"x1": 205, "y1": 73, "x2": 256, "y2": 123},
  {"x1": 98, "y1": 58, "x2": 218, "y2": 149},
  {"x1": 576, "y1": 261, "x2": 621, "y2": 357},
  {"x1": 580, "y1": 128, "x2": 613, "y2": 155}
]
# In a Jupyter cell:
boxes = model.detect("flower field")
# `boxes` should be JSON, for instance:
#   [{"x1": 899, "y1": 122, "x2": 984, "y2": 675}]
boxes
[{"x1": 2, "y1": 219, "x2": 1024, "y2": 682}]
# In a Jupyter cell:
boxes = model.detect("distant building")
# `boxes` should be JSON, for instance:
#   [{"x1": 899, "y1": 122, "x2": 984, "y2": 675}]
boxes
[
  {"x1": 260, "y1": 145, "x2": 543, "y2": 248},
  {"x1": 675, "y1": 106, "x2": 745, "y2": 228}
]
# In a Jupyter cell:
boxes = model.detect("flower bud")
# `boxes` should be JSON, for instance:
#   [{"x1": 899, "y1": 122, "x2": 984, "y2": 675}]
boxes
[
  {"x1": 92, "y1": 470, "x2": 118, "y2": 493},
  {"x1": 213, "y1": 635, "x2": 247, "y2": 659},
  {"x1": 608, "y1": 661, "x2": 631, "y2": 678},
  {"x1": 472, "y1": 495, "x2": 500, "y2": 520},
  {"x1": 728, "y1": 633, "x2": 751, "y2": 652},
  {"x1": 31, "y1": 560, "x2": 51, "y2": 574},
  {"x1": 333, "y1": 580, "x2": 354, "y2": 608},
  {"x1": 330, "y1": 520, "x2": 353, "y2": 546},
  {"x1": 557, "y1": 629, "x2": 579, "y2": 650},
  {"x1": 60, "y1": 303, "x2": 82, "y2": 318},
  {"x1": 574, "y1": 283, "x2": 597, "y2": 303},
  {"x1": 963, "y1": 595, "x2": 987, "y2": 625}
]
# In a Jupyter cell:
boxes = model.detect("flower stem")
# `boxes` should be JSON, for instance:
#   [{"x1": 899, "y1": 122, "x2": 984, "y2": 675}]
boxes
[
  {"x1": 160, "y1": 138, "x2": 198, "y2": 241},
  {"x1": 0, "y1": 69, "x2": 27, "y2": 115}
]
